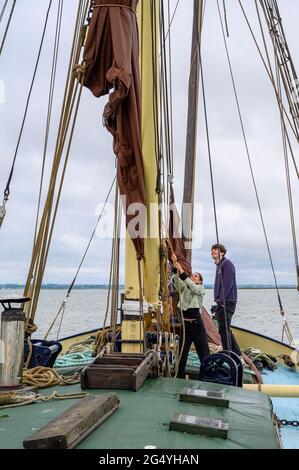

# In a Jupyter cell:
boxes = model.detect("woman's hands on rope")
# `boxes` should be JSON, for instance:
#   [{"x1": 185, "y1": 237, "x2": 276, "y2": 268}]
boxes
[{"x1": 171, "y1": 253, "x2": 184, "y2": 274}]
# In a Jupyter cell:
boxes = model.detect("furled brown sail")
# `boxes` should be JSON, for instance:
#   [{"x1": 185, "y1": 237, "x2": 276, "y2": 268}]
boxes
[{"x1": 83, "y1": 0, "x2": 145, "y2": 259}]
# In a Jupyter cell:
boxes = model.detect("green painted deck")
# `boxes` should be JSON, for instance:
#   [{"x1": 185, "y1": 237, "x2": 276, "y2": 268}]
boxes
[{"x1": 0, "y1": 377, "x2": 278, "y2": 449}]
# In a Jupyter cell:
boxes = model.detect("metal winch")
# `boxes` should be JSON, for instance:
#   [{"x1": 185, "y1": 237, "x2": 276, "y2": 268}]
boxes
[{"x1": 0, "y1": 296, "x2": 30, "y2": 390}]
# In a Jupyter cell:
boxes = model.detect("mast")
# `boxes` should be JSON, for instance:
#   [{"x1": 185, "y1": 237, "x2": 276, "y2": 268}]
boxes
[
  {"x1": 125, "y1": 0, "x2": 160, "y2": 305},
  {"x1": 138, "y1": 0, "x2": 160, "y2": 304},
  {"x1": 182, "y1": 0, "x2": 204, "y2": 265}
]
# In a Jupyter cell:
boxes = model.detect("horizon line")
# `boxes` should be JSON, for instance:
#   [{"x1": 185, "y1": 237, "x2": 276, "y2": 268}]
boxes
[{"x1": 0, "y1": 283, "x2": 297, "y2": 289}]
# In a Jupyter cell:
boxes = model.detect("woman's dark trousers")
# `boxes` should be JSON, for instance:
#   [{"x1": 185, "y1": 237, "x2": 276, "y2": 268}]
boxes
[{"x1": 177, "y1": 316, "x2": 210, "y2": 379}]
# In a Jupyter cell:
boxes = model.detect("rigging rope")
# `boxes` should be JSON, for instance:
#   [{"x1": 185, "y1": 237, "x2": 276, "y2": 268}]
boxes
[
  {"x1": 110, "y1": 186, "x2": 121, "y2": 349},
  {"x1": 0, "y1": 0, "x2": 16, "y2": 55},
  {"x1": 159, "y1": 0, "x2": 174, "y2": 224},
  {"x1": 0, "y1": 390, "x2": 88, "y2": 410},
  {"x1": 23, "y1": 367, "x2": 81, "y2": 388},
  {"x1": 23, "y1": 0, "x2": 92, "y2": 334},
  {"x1": 216, "y1": 0, "x2": 294, "y2": 343},
  {"x1": 95, "y1": 183, "x2": 122, "y2": 355},
  {"x1": 1, "y1": 0, "x2": 53, "y2": 228},
  {"x1": 33, "y1": 0, "x2": 64, "y2": 247}
]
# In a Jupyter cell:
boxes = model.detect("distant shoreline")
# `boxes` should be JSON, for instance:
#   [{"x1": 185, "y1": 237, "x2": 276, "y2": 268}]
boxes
[{"x1": 0, "y1": 284, "x2": 296, "y2": 290}]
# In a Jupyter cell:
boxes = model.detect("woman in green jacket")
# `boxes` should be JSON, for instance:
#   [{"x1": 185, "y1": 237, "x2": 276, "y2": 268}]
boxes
[{"x1": 172, "y1": 254, "x2": 210, "y2": 379}]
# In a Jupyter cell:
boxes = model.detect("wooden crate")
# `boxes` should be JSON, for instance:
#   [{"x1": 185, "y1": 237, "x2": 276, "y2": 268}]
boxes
[{"x1": 81, "y1": 352, "x2": 158, "y2": 392}]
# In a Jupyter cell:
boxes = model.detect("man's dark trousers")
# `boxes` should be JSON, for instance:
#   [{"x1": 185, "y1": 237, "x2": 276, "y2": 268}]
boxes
[{"x1": 216, "y1": 301, "x2": 242, "y2": 356}]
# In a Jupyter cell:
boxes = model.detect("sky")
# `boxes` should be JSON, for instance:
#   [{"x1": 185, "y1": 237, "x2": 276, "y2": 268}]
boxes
[{"x1": 0, "y1": 0, "x2": 298, "y2": 287}]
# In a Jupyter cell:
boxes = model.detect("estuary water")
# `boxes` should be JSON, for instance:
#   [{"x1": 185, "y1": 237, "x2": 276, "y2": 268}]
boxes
[{"x1": 0, "y1": 288, "x2": 298, "y2": 344}]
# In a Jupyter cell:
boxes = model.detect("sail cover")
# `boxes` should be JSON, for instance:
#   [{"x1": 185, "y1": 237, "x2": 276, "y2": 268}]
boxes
[{"x1": 83, "y1": 0, "x2": 145, "y2": 259}]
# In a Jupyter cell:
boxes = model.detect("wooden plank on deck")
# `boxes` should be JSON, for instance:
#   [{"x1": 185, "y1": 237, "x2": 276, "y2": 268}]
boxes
[{"x1": 23, "y1": 393, "x2": 119, "y2": 449}]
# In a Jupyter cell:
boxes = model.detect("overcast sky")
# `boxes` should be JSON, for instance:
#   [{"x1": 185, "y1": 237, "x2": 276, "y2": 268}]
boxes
[{"x1": 0, "y1": 0, "x2": 298, "y2": 287}]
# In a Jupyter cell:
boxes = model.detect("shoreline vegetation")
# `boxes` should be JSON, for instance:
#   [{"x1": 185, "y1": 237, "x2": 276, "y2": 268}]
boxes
[{"x1": 0, "y1": 284, "x2": 296, "y2": 290}]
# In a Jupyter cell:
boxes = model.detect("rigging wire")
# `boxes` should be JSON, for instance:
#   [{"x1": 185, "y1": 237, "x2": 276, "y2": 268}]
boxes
[
  {"x1": 23, "y1": 0, "x2": 92, "y2": 333},
  {"x1": 150, "y1": 0, "x2": 160, "y2": 177},
  {"x1": 161, "y1": 0, "x2": 180, "y2": 49},
  {"x1": 1, "y1": 0, "x2": 53, "y2": 223},
  {"x1": 0, "y1": 0, "x2": 16, "y2": 55},
  {"x1": 167, "y1": 0, "x2": 174, "y2": 173},
  {"x1": 95, "y1": 182, "x2": 122, "y2": 354},
  {"x1": 0, "y1": 0, "x2": 9, "y2": 24},
  {"x1": 216, "y1": 0, "x2": 293, "y2": 342},
  {"x1": 254, "y1": 0, "x2": 299, "y2": 292},
  {"x1": 237, "y1": 0, "x2": 299, "y2": 149},
  {"x1": 44, "y1": 176, "x2": 116, "y2": 340},
  {"x1": 222, "y1": 0, "x2": 229, "y2": 37},
  {"x1": 159, "y1": 0, "x2": 173, "y2": 182},
  {"x1": 67, "y1": 176, "x2": 117, "y2": 298},
  {"x1": 200, "y1": 62, "x2": 232, "y2": 353},
  {"x1": 275, "y1": 60, "x2": 299, "y2": 293},
  {"x1": 254, "y1": 0, "x2": 299, "y2": 181},
  {"x1": 259, "y1": 0, "x2": 299, "y2": 139}
]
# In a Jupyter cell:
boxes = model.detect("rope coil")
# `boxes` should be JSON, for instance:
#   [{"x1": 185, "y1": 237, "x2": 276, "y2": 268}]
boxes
[
  {"x1": 0, "y1": 390, "x2": 88, "y2": 410},
  {"x1": 23, "y1": 367, "x2": 81, "y2": 388}
]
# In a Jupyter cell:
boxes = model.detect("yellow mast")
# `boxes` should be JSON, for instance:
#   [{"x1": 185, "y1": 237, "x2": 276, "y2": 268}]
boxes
[
  {"x1": 125, "y1": 236, "x2": 140, "y2": 300},
  {"x1": 125, "y1": 0, "x2": 160, "y2": 305}
]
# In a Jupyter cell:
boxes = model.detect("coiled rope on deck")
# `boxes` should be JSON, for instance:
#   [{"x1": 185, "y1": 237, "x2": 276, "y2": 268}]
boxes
[
  {"x1": 23, "y1": 367, "x2": 81, "y2": 388},
  {"x1": 0, "y1": 390, "x2": 88, "y2": 410}
]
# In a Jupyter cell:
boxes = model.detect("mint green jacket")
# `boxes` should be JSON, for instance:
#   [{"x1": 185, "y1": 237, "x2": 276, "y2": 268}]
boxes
[{"x1": 172, "y1": 274, "x2": 205, "y2": 311}]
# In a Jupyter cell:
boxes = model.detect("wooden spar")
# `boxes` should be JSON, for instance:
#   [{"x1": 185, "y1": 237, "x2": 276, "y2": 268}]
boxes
[
  {"x1": 243, "y1": 384, "x2": 299, "y2": 398},
  {"x1": 125, "y1": 236, "x2": 140, "y2": 300},
  {"x1": 137, "y1": 0, "x2": 160, "y2": 304},
  {"x1": 182, "y1": 0, "x2": 204, "y2": 264},
  {"x1": 124, "y1": 1, "x2": 160, "y2": 304}
]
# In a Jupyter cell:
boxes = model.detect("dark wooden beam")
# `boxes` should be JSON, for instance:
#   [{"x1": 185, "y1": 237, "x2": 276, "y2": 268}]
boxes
[
  {"x1": 182, "y1": 0, "x2": 204, "y2": 264},
  {"x1": 23, "y1": 394, "x2": 119, "y2": 449}
]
